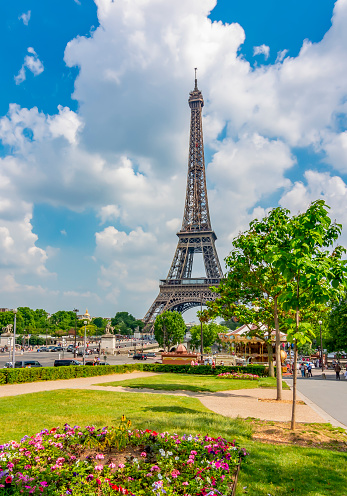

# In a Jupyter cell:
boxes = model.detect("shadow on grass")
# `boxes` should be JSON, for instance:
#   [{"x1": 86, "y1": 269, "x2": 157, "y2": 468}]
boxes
[
  {"x1": 143, "y1": 405, "x2": 202, "y2": 414},
  {"x1": 126, "y1": 382, "x2": 215, "y2": 392}
]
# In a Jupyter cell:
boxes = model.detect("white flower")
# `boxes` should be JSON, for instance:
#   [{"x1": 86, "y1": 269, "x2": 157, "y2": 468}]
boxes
[
  {"x1": 175, "y1": 456, "x2": 179, "y2": 460},
  {"x1": 158, "y1": 474, "x2": 163, "y2": 480}
]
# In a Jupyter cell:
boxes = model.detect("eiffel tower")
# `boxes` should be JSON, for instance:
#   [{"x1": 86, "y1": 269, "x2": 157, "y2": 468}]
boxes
[{"x1": 143, "y1": 72, "x2": 223, "y2": 328}]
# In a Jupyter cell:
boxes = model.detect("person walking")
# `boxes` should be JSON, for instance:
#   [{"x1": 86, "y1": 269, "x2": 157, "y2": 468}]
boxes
[
  {"x1": 300, "y1": 363, "x2": 305, "y2": 378},
  {"x1": 335, "y1": 362, "x2": 342, "y2": 380},
  {"x1": 307, "y1": 363, "x2": 313, "y2": 378}
]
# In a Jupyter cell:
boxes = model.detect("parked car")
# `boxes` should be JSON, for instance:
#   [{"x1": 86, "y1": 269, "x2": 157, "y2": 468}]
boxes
[
  {"x1": 4, "y1": 360, "x2": 42, "y2": 368},
  {"x1": 47, "y1": 346, "x2": 58, "y2": 352},
  {"x1": 132, "y1": 353, "x2": 147, "y2": 360},
  {"x1": 144, "y1": 352, "x2": 156, "y2": 358},
  {"x1": 54, "y1": 359, "x2": 81, "y2": 367},
  {"x1": 66, "y1": 345, "x2": 74, "y2": 352},
  {"x1": 52, "y1": 346, "x2": 64, "y2": 352},
  {"x1": 37, "y1": 347, "x2": 48, "y2": 352}
]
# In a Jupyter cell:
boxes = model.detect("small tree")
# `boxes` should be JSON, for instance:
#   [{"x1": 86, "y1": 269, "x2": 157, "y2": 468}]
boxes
[
  {"x1": 189, "y1": 322, "x2": 228, "y2": 351},
  {"x1": 206, "y1": 207, "x2": 292, "y2": 397},
  {"x1": 274, "y1": 200, "x2": 347, "y2": 429},
  {"x1": 154, "y1": 311, "x2": 186, "y2": 351}
]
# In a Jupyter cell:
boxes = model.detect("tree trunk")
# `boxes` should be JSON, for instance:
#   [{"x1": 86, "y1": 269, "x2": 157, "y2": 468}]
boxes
[
  {"x1": 266, "y1": 340, "x2": 275, "y2": 377},
  {"x1": 274, "y1": 297, "x2": 282, "y2": 400},
  {"x1": 291, "y1": 339, "x2": 298, "y2": 430}
]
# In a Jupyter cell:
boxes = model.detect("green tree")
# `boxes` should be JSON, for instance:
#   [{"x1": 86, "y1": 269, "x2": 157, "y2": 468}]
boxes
[
  {"x1": 92, "y1": 317, "x2": 108, "y2": 334},
  {"x1": 205, "y1": 207, "x2": 292, "y2": 396},
  {"x1": 154, "y1": 311, "x2": 186, "y2": 351},
  {"x1": 274, "y1": 200, "x2": 347, "y2": 429},
  {"x1": 50, "y1": 311, "x2": 77, "y2": 332},
  {"x1": 111, "y1": 312, "x2": 144, "y2": 335},
  {"x1": 189, "y1": 322, "x2": 227, "y2": 351},
  {"x1": 17, "y1": 307, "x2": 36, "y2": 333},
  {"x1": 327, "y1": 299, "x2": 347, "y2": 351}
]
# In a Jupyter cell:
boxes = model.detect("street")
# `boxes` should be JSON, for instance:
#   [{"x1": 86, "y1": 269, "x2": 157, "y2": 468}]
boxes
[{"x1": 285, "y1": 369, "x2": 347, "y2": 428}]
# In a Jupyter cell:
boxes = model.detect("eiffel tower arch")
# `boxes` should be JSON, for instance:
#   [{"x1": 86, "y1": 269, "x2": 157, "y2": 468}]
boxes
[{"x1": 143, "y1": 73, "x2": 223, "y2": 329}]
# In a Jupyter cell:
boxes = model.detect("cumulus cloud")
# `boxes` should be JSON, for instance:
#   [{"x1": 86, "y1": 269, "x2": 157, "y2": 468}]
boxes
[
  {"x1": 253, "y1": 44, "x2": 270, "y2": 59},
  {"x1": 19, "y1": 11, "x2": 31, "y2": 26},
  {"x1": 15, "y1": 48, "x2": 44, "y2": 85},
  {"x1": 2, "y1": 0, "x2": 347, "y2": 317}
]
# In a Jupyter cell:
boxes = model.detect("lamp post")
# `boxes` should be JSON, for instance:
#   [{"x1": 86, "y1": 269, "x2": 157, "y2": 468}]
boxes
[
  {"x1": 83, "y1": 320, "x2": 87, "y2": 366},
  {"x1": 200, "y1": 298, "x2": 204, "y2": 362},
  {"x1": 318, "y1": 320, "x2": 324, "y2": 373},
  {"x1": 73, "y1": 308, "x2": 79, "y2": 358},
  {"x1": 12, "y1": 309, "x2": 17, "y2": 368}
]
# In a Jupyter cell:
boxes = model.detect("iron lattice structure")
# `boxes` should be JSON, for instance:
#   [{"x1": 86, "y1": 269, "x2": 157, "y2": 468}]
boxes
[{"x1": 143, "y1": 76, "x2": 223, "y2": 328}]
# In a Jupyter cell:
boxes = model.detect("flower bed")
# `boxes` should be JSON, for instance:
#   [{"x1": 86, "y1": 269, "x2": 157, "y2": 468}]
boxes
[
  {"x1": 217, "y1": 372, "x2": 259, "y2": 380},
  {"x1": 0, "y1": 417, "x2": 247, "y2": 495}
]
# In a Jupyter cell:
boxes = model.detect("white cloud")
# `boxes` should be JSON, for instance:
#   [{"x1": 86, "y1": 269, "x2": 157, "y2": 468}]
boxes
[
  {"x1": 2, "y1": 0, "x2": 347, "y2": 317},
  {"x1": 15, "y1": 48, "x2": 44, "y2": 85},
  {"x1": 253, "y1": 44, "x2": 270, "y2": 59},
  {"x1": 19, "y1": 11, "x2": 31, "y2": 26}
]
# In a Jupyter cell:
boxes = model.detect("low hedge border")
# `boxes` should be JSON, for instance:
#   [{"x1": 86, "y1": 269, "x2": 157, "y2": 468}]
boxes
[{"x1": 0, "y1": 363, "x2": 267, "y2": 385}]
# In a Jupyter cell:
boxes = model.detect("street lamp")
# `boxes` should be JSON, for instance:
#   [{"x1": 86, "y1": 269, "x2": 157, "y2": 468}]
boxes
[
  {"x1": 12, "y1": 309, "x2": 17, "y2": 368},
  {"x1": 73, "y1": 308, "x2": 79, "y2": 358},
  {"x1": 200, "y1": 298, "x2": 204, "y2": 362},
  {"x1": 83, "y1": 320, "x2": 87, "y2": 366},
  {"x1": 318, "y1": 320, "x2": 324, "y2": 373}
]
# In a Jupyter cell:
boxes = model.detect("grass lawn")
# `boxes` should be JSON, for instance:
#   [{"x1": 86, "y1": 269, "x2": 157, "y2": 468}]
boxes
[
  {"x1": 0, "y1": 389, "x2": 346, "y2": 495},
  {"x1": 96, "y1": 372, "x2": 290, "y2": 392}
]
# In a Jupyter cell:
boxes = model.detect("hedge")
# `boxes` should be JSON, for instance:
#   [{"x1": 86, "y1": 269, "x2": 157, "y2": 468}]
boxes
[{"x1": 0, "y1": 363, "x2": 267, "y2": 385}]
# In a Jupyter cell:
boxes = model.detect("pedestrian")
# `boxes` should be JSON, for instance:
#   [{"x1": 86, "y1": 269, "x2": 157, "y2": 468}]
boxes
[
  {"x1": 344, "y1": 369, "x2": 347, "y2": 380},
  {"x1": 300, "y1": 363, "x2": 305, "y2": 378},
  {"x1": 220, "y1": 361, "x2": 224, "y2": 366},
  {"x1": 191, "y1": 359, "x2": 195, "y2": 366},
  {"x1": 307, "y1": 363, "x2": 313, "y2": 378},
  {"x1": 335, "y1": 362, "x2": 342, "y2": 381}
]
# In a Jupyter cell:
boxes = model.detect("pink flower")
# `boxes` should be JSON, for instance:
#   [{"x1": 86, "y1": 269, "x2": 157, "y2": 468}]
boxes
[
  {"x1": 94, "y1": 465, "x2": 103, "y2": 471},
  {"x1": 171, "y1": 469, "x2": 180, "y2": 478},
  {"x1": 95, "y1": 454, "x2": 104, "y2": 460},
  {"x1": 190, "y1": 451, "x2": 197, "y2": 455},
  {"x1": 182, "y1": 482, "x2": 189, "y2": 486},
  {"x1": 108, "y1": 463, "x2": 116, "y2": 469},
  {"x1": 140, "y1": 452, "x2": 147, "y2": 457},
  {"x1": 118, "y1": 463, "x2": 125, "y2": 469},
  {"x1": 186, "y1": 459, "x2": 194, "y2": 464},
  {"x1": 96, "y1": 479, "x2": 102, "y2": 485}
]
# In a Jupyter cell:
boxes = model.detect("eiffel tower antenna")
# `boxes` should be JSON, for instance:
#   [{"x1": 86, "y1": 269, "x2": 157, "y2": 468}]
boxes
[{"x1": 143, "y1": 75, "x2": 223, "y2": 329}]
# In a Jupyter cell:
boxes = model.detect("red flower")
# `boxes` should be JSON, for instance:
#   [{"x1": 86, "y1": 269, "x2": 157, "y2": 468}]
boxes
[{"x1": 5, "y1": 476, "x2": 12, "y2": 484}]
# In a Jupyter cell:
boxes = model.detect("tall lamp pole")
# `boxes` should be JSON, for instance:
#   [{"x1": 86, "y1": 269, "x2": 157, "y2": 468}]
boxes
[
  {"x1": 318, "y1": 320, "x2": 324, "y2": 373},
  {"x1": 83, "y1": 320, "x2": 87, "y2": 366},
  {"x1": 200, "y1": 298, "x2": 204, "y2": 362},
  {"x1": 12, "y1": 309, "x2": 17, "y2": 368},
  {"x1": 73, "y1": 308, "x2": 79, "y2": 358}
]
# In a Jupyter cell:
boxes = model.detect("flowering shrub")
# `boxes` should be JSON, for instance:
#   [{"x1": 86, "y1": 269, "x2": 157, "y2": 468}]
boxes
[
  {"x1": 217, "y1": 372, "x2": 259, "y2": 380},
  {"x1": 0, "y1": 417, "x2": 247, "y2": 495}
]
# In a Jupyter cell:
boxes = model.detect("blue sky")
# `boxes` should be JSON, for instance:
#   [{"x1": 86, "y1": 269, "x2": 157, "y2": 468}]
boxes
[{"x1": 0, "y1": 0, "x2": 346, "y2": 320}]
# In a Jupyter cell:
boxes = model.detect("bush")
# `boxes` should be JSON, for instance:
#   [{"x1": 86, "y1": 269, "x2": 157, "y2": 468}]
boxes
[
  {"x1": 0, "y1": 362, "x2": 267, "y2": 385},
  {"x1": 142, "y1": 363, "x2": 267, "y2": 376}
]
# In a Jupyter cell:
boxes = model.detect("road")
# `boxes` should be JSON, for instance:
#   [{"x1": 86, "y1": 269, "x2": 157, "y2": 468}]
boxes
[
  {"x1": 285, "y1": 369, "x2": 347, "y2": 428},
  {"x1": 0, "y1": 342, "x2": 159, "y2": 368}
]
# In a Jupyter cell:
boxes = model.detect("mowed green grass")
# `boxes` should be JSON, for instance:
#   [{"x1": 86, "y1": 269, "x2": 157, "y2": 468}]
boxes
[
  {"x1": 0, "y1": 389, "x2": 346, "y2": 495},
  {"x1": 96, "y1": 373, "x2": 289, "y2": 392}
]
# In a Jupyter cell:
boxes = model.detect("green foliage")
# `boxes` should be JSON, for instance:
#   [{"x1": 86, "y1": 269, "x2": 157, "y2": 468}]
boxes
[
  {"x1": 0, "y1": 363, "x2": 268, "y2": 385},
  {"x1": 50, "y1": 310, "x2": 77, "y2": 331},
  {"x1": 111, "y1": 312, "x2": 144, "y2": 335},
  {"x1": 327, "y1": 298, "x2": 347, "y2": 351},
  {"x1": 189, "y1": 321, "x2": 228, "y2": 350},
  {"x1": 154, "y1": 310, "x2": 186, "y2": 350}
]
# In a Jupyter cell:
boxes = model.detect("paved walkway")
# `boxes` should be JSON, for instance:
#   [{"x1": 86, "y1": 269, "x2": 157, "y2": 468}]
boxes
[{"x1": 0, "y1": 371, "x2": 340, "y2": 426}]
